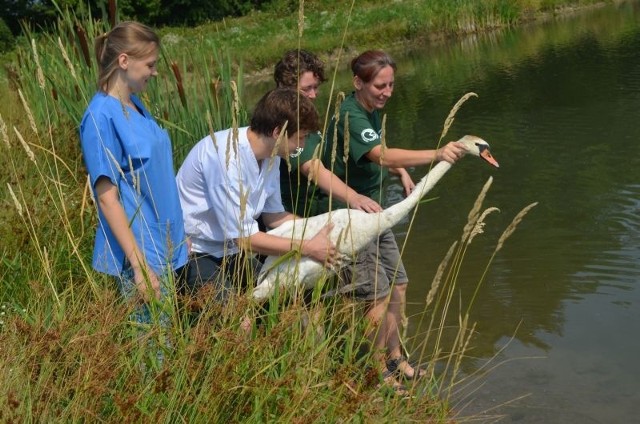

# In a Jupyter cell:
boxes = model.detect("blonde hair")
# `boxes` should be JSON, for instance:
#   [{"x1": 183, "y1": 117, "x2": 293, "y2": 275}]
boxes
[{"x1": 94, "y1": 21, "x2": 159, "y2": 92}]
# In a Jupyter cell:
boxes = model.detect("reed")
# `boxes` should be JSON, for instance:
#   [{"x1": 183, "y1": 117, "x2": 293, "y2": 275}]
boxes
[{"x1": 0, "y1": 2, "x2": 538, "y2": 422}]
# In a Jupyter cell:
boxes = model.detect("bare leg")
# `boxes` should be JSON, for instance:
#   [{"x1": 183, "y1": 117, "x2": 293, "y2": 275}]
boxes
[
  {"x1": 386, "y1": 283, "x2": 421, "y2": 379},
  {"x1": 364, "y1": 296, "x2": 389, "y2": 370},
  {"x1": 386, "y1": 283, "x2": 405, "y2": 357},
  {"x1": 366, "y1": 295, "x2": 410, "y2": 395}
]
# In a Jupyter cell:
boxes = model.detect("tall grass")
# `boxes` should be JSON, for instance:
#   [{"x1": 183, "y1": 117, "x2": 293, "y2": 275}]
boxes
[{"x1": 0, "y1": 2, "x2": 538, "y2": 422}]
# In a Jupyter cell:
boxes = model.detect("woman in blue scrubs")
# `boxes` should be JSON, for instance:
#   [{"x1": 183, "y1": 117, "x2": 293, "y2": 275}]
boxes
[{"x1": 79, "y1": 21, "x2": 188, "y2": 325}]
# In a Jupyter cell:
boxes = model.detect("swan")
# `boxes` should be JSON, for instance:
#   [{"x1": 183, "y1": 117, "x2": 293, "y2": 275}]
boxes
[{"x1": 252, "y1": 135, "x2": 499, "y2": 301}]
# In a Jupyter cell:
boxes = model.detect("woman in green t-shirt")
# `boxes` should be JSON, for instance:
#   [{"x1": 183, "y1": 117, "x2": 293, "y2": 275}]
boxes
[
  {"x1": 275, "y1": 49, "x2": 382, "y2": 217},
  {"x1": 323, "y1": 50, "x2": 467, "y2": 387}
]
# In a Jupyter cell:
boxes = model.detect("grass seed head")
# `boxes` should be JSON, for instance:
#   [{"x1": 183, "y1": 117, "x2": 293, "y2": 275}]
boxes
[
  {"x1": 13, "y1": 126, "x2": 36, "y2": 163},
  {"x1": 0, "y1": 113, "x2": 9, "y2": 148},
  {"x1": 17, "y1": 90, "x2": 38, "y2": 136},
  {"x1": 495, "y1": 202, "x2": 539, "y2": 253}
]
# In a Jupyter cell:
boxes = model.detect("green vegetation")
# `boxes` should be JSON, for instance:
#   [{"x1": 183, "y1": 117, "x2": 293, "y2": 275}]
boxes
[
  {"x1": 2, "y1": 0, "x2": 610, "y2": 73},
  {"x1": 0, "y1": 0, "x2": 545, "y2": 421},
  {"x1": 153, "y1": 0, "x2": 609, "y2": 74},
  {"x1": 0, "y1": 17, "x2": 13, "y2": 53},
  {"x1": 0, "y1": 0, "x2": 274, "y2": 34}
]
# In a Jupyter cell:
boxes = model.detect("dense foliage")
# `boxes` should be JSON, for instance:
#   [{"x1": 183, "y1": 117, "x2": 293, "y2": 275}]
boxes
[
  {"x1": 0, "y1": 17, "x2": 13, "y2": 52},
  {"x1": 0, "y1": 0, "x2": 279, "y2": 35}
]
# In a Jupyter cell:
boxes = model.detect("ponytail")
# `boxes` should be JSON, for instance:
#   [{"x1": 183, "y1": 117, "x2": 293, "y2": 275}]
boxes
[{"x1": 95, "y1": 22, "x2": 159, "y2": 92}]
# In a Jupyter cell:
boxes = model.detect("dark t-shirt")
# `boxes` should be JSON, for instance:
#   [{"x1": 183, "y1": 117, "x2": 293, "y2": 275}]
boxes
[
  {"x1": 280, "y1": 131, "x2": 327, "y2": 217},
  {"x1": 320, "y1": 92, "x2": 389, "y2": 211}
]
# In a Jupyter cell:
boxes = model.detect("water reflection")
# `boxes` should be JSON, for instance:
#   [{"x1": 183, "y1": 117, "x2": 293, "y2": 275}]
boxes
[{"x1": 387, "y1": 2, "x2": 640, "y2": 422}]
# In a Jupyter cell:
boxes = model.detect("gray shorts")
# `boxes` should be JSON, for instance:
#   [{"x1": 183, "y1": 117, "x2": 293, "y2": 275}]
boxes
[{"x1": 337, "y1": 228, "x2": 408, "y2": 302}]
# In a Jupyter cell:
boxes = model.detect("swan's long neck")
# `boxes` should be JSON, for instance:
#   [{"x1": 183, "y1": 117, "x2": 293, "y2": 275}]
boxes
[{"x1": 381, "y1": 161, "x2": 453, "y2": 227}]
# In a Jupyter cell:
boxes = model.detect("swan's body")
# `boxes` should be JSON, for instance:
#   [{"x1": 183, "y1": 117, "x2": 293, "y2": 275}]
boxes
[{"x1": 252, "y1": 135, "x2": 498, "y2": 301}]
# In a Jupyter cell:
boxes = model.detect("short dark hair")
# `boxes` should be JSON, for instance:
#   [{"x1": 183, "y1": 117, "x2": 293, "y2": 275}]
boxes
[
  {"x1": 351, "y1": 50, "x2": 397, "y2": 83},
  {"x1": 274, "y1": 49, "x2": 326, "y2": 88},
  {"x1": 250, "y1": 88, "x2": 319, "y2": 136}
]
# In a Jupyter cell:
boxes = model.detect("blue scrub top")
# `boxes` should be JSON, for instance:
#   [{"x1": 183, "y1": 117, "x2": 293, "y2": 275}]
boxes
[{"x1": 80, "y1": 92, "x2": 188, "y2": 277}]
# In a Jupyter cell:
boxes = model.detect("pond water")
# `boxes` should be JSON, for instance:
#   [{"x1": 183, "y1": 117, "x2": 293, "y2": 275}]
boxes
[
  {"x1": 246, "y1": 2, "x2": 640, "y2": 421},
  {"x1": 385, "y1": 2, "x2": 640, "y2": 423}
]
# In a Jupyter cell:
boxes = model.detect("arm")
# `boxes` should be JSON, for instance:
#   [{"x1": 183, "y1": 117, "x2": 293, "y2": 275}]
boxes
[
  {"x1": 237, "y1": 223, "x2": 337, "y2": 264},
  {"x1": 301, "y1": 159, "x2": 382, "y2": 213},
  {"x1": 260, "y1": 211, "x2": 295, "y2": 229},
  {"x1": 390, "y1": 167, "x2": 415, "y2": 197},
  {"x1": 365, "y1": 141, "x2": 467, "y2": 168},
  {"x1": 95, "y1": 177, "x2": 160, "y2": 301}
]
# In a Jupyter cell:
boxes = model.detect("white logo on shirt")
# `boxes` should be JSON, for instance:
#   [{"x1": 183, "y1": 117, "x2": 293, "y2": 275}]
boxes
[{"x1": 361, "y1": 128, "x2": 379, "y2": 143}]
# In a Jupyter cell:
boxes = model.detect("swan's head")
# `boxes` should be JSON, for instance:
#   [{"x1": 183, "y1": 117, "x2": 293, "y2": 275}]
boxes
[{"x1": 458, "y1": 135, "x2": 499, "y2": 168}]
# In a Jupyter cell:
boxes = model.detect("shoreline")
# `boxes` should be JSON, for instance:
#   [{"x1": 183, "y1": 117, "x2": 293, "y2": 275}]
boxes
[{"x1": 241, "y1": 1, "x2": 616, "y2": 83}]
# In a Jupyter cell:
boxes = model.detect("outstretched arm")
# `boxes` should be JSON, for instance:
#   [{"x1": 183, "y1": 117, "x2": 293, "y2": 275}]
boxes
[
  {"x1": 366, "y1": 141, "x2": 467, "y2": 168},
  {"x1": 301, "y1": 159, "x2": 382, "y2": 213}
]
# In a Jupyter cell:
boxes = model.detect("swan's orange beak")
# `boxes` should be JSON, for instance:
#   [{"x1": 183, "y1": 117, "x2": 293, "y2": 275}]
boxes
[{"x1": 480, "y1": 148, "x2": 499, "y2": 168}]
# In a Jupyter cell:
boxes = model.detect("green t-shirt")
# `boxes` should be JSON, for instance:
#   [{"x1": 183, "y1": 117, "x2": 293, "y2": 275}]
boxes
[
  {"x1": 280, "y1": 131, "x2": 328, "y2": 217},
  {"x1": 321, "y1": 92, "x2": 389, "y2": 211}
]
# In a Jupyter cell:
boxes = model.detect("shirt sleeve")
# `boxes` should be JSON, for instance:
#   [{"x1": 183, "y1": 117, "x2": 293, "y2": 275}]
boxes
[
  {"x1": 205, "y1": 151, "x2": 261, "y2": 241},
  {"x1": 345, "y1": 110, "x2": 381, "y2": 166},
  {"x1": 209, "y1": 182, "x2": 259, "y2": 241},
  {"x1": 263, "y1": 157, "x2": 286, "y2": 214},
  {"x1": 80, "y1": 108, "x2": 122, "y2": 189}
]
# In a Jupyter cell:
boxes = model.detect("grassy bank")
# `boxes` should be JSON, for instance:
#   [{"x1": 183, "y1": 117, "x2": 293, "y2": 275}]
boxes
[
  {"x1": 0, "y1": 0, "x2": 612, "y2": 81},
  {"x1": 0, "y1": 0, "x2": 548, "y2": 421},
  {"x1": 155, "y1": 0, "x2": 611, "y2": 77}
]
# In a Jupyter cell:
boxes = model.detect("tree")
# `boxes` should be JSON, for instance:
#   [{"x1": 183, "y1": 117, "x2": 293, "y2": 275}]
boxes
[
  {"x1": 0, "y1": 1, "x2": 103, "y2": 34},
  {"x1": 0, "y1": 0, "x2": 277, "y2": 34}
]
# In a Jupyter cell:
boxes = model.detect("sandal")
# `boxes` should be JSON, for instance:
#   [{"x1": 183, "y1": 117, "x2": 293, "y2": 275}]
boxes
[
  {"x1": 386, "y1": 356, "x2": 427, "y2": 381},
  {"x1": 376, "y1": 369, "x2": 410, "y2": 397}
]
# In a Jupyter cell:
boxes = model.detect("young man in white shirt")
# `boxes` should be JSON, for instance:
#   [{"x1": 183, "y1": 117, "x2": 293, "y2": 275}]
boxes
[{"x1": 176, "y1": 88, "x2": 338, "y2": 299}]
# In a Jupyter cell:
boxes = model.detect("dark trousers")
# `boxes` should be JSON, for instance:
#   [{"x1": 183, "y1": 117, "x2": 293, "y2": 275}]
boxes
[{"x1": 180, "y1": 252, "x2": 261, "y2": 301}]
